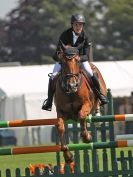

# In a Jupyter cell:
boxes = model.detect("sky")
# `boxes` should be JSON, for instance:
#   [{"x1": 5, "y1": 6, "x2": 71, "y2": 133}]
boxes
[
  {"x1": 0, "y1": 0, "x2": 17, "y2": 18},
  {"x1": 0, "y1": 0, "x2": 89, "y2": 19}
]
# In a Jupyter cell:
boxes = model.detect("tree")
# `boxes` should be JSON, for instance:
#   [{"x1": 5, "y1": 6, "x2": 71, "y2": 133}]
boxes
[
  {"x1": 3, "y1": 0, "x2": 84, "y2": 64},
  {"x1": 84, "y1": 0, "x2": 133, "y2": 61},
  {"x1": 0, "y1": 0, "x2": 132, "y2": 64},
  {"x1": 105, "y1": 0, "x2": 133, "y2": 60}
]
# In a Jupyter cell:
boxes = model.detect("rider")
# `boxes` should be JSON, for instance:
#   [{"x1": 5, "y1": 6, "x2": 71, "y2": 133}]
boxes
[{"x1": 42, "y1": 13, "x2": 108, "y2": 111}]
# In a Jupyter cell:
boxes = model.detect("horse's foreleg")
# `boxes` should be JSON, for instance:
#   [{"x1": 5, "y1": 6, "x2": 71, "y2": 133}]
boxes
[
  {"x1": 56, "y1": 117, "x2": 66, "y2": 149},
  {"x1": 79, "y1": 118, "x2": 92, "y2": 143},
  {"x1": 56, "y1": 117, "x2": 73, "y2": 163},
  {"x1": 79, "y1": 102, "x2": 92, "y2": 143}
]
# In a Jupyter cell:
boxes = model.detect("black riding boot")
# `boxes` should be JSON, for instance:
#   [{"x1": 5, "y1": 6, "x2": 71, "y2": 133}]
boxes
[
  {"x1": 91, "y1": 74, "x2": 108, "y2": 105},
  {"x1": 42, "y1": 78, "x2": 54, "y2": 111}
]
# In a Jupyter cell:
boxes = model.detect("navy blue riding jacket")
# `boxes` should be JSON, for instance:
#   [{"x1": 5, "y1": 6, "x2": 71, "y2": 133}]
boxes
[{"x1": 53, "y1": 28, "x2": 91, "y2": 62}]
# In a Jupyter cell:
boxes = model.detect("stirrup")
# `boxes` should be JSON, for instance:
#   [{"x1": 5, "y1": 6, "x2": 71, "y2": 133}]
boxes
[{"x1": 42, "y1": 99, "x2": 52, "y2": 111}]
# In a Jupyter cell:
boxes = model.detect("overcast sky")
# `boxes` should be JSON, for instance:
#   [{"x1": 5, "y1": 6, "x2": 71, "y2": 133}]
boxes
[
  {"x1": 0, "y1": 0, "x2": 89, "y2": 19},
  {"x1": 0, "y1": 0, "x2": 17, "y2": 18}
]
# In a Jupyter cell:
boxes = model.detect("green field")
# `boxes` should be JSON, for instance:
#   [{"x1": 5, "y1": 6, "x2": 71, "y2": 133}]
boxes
[
  {"x1": 0, "y1": 151, "x2": 59, "y2": 177},
  {"x1": 0, "y1": 147, "x2": 132, "y2": 177}
]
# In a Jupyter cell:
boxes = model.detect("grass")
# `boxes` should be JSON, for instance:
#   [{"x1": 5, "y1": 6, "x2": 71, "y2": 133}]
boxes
[
  {"x1": 0, "y1": 147, "x2": 132, "y2": 177},
  {"x1": 0, "y1": 152, "x2": 58, "y2": 177},
  {"x1": 0, "y1": 149, "x2": 65, "y2": 177}
]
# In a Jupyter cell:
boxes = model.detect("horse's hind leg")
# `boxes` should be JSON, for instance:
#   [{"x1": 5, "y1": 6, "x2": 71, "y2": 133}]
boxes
[{"x1": 56, "y1": 117, "x2": 74, "y2": 163}]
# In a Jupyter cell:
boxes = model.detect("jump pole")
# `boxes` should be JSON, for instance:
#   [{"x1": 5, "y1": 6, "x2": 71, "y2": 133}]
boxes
[
  {"x1": 0, "y1": 119, "x2": 58, "y2": 128},
  {"x1": 0, "y1": 114, "x2": 133, "y2": 128},
  {"x1": 0, "y1": 140, "x2": 133, "y2": 155},
  {"x1": 88, "y1": 114, "x2": 133, "y2": 123}
]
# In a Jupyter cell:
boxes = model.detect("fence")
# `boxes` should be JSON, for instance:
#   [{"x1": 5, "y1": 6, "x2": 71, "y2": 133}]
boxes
[{"x1": 0, "y1": 89, "x2": 133, "y2": 177}]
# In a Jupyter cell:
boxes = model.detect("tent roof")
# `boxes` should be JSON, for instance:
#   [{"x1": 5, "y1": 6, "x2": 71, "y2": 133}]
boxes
[
  {"x1": 0, "y1": 60, "x2": 133, "y2": 97},
  {"x1": 94, "y1": 60, "x2": 133, "y2": 97},
  {"x1": 0, "y1": 65, "x2": 54, "y2": 96}
]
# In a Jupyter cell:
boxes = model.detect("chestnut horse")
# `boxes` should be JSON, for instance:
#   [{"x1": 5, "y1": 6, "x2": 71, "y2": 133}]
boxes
[{"x1": 54, "y1": 44, "x2": 107, "y2": 163}]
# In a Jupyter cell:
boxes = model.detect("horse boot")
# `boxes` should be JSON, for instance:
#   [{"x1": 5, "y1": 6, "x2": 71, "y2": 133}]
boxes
[
  {"x1": 91, "y1": 74, "x2": 108, "y2": 105},
  {"x1": 42, "y1": 78, "x2": 54, "y2": 111}
]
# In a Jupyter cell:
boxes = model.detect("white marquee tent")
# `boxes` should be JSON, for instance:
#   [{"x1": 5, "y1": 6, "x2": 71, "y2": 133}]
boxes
[{"x1": 0, "y1": 60, "x2": 133, "y2": 145}]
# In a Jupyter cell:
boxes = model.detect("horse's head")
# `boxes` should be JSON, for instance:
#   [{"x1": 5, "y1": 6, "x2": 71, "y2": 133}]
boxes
[{"x1": 57, "y1": 41, "x2": 82, "y2": 93}]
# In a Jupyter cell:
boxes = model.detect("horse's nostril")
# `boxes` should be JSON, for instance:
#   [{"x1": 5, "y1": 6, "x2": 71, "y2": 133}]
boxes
[{"x1": 76, "y1": 83, "x2": 78, "y2": 87}]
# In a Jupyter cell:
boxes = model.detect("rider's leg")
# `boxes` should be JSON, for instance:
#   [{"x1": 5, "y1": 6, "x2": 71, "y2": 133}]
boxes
[
  {"x1": 81, "y1": 61, "x2": 108, "y2": 105},
  {"x1": 42, "y1": 62, "x2": 61, "y2": 111}
]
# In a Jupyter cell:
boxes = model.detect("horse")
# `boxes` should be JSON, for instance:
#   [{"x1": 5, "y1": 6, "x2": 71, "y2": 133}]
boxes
[{"x1": 54, "y1": 42, "x2": 107, "y2": 163}]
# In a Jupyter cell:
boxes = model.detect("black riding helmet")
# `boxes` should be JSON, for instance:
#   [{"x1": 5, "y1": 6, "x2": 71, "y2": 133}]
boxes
[{"x1": 71, "y1": 14, "x2": 86, "y2": 24}]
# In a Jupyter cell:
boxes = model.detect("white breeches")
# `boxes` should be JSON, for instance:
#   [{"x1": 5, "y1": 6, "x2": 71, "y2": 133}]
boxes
[
  {"x1": 81, "y1": 61, "x2": 93, "y2": 76},
  {"x1": 51, "y1": 61, "x2": 93, "y2": 80},
  {"x1": 51, "y1": 62, "x2": 61, "y2": 80}
]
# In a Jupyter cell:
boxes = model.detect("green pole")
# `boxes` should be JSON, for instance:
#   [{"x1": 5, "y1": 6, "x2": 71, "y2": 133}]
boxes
[
  {"x1": 0, "y1": 148, "x2": 12, "y2": 155},
  {"x1": 68, "y1": 143, "x2": 92, "y2": 151},
  {"x1": 68, "y1": 142, "x2": 118, "y2": 151},
  {"x1": 87, "y1": 115, "x2": 115, "y2": 123},
  {"x1": 0, "y1": 121, "x2": 8, "y2": 128}
]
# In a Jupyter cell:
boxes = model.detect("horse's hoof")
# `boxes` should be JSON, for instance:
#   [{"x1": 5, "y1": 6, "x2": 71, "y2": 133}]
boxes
[
  {"x1": 61, "y1": 145, "x2": 68, "y2": 151},
  {"x1": 63, "y1": 151, "x2": 74, "y2": 164},
  {"x1": 81, "y1": 131, "x2": 92, "y2": 143}
]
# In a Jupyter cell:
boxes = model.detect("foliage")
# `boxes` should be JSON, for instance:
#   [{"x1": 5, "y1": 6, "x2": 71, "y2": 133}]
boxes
[
  {"x1": 84, "y1": 0, "x2": 133, "y2": 61},
  {"x1": 0, "y1": 0, "x2": 83, "y2": 64},
  {"x1": 105, "y1": 0, "x2": 133, "y2": 60},
  {"x1": 0, "y1": 0, "x2": 132, "y2": 64}
]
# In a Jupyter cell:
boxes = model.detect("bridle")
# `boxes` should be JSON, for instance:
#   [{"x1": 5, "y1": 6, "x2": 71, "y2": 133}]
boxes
[
  {"x1": 57, "y1": 40, "x2": 85, "y2": 94},
  {"x1": 60, "y1": 49, "x2": 81, "y2": 94}
]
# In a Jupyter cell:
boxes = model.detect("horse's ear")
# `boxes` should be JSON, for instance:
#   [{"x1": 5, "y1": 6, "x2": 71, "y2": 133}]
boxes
[
  {"x1": 77, "y1": 40, "x2": 85, "y2": 51},
  {"x1": 59, "y1": 40, "x2": 66, "y2": 51}
]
